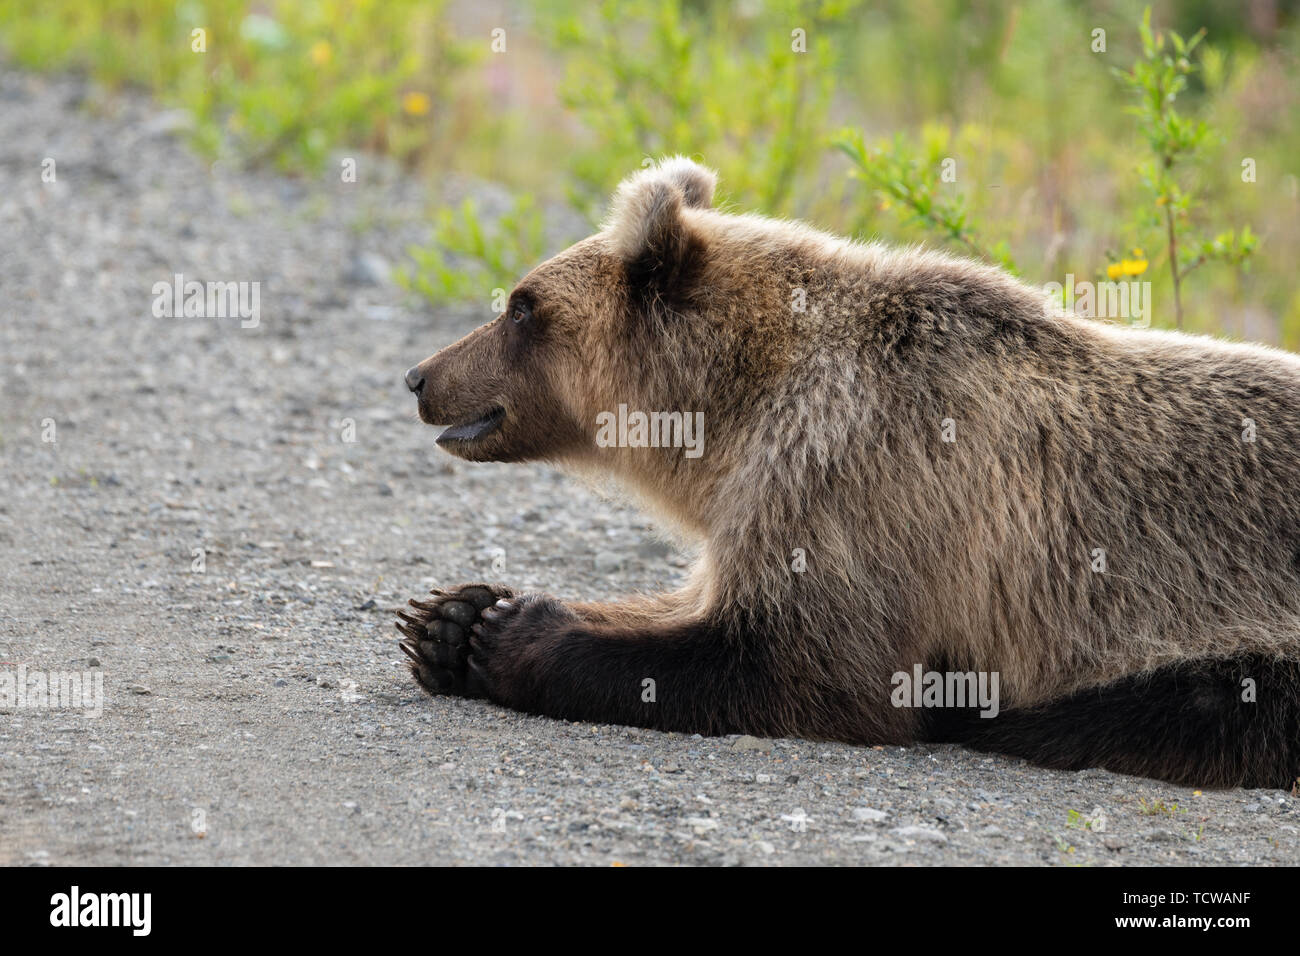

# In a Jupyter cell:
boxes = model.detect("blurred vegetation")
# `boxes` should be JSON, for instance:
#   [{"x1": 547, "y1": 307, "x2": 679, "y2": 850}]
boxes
[
  {"x1": 2, "y1": 0, "x2": 1298, "y2": 344},
  {"x1": 836, "y1": 126, "x2": 1022, "y2": 275},
  {"x1": 1110, "y1": 6, "x2": 1257, "y2": 328},
  {"x1": 0, "y1": 0, "x2": 474, "y2": 169},
  {"x1": 396, "y1": 194, "x2": 545, "y2": 304},
  {"x1": 547, "y1": 0, "x2": 850, "y2": 223}
]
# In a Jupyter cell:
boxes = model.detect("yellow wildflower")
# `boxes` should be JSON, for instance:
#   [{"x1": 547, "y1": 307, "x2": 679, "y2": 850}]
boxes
[
  {"x1": 1106, "y1": 251, "x2": 1148, "y2": 280},
  {"x1": 402, "y1": 91, "x2": 431, "y2": 117},
  {"x1": 309, "y1": 40, "x2": 332, "y2": 66}
]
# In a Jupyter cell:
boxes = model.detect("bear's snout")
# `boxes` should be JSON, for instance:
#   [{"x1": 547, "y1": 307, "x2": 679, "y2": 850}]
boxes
[{"x1": 403, "y1": 365, "x2": 425, "y2": 394}]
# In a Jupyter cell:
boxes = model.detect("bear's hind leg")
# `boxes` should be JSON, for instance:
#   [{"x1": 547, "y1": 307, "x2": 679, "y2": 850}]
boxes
[{"x1": 949, "y1": 655, "x2": 1300, "y2": 789}]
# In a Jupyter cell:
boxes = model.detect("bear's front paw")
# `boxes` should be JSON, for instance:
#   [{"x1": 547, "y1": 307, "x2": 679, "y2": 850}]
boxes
[{"x1": 395, "y1": 583, "x2": 513, "y2": 698}]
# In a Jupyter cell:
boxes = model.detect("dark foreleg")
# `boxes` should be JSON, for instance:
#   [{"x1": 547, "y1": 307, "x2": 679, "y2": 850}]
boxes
[{"x1": 398, "y1": 584, "x2": 799, "y2": 736}]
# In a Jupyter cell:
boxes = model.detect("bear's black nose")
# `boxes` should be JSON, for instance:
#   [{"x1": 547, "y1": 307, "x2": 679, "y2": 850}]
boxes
[{"x1": 404, "y1": 365, "x2": 425, "y2": 394}]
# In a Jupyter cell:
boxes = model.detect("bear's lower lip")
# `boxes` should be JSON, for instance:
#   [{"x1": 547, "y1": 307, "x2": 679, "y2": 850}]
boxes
[{"x1": 436, "y1": 406, "x2": 505, "y2": 445}]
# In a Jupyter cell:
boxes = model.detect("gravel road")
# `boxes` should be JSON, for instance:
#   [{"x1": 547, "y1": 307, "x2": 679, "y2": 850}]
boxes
[{"x1": 1, "y1": 68, "x2": 1297, "y2": 866}]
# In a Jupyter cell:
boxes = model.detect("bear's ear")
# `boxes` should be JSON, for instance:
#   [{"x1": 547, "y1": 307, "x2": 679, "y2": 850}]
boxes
[
  {"x1": 655, "y1": 155, "x2": 717, "y2": 210},
  {"x1": 604, "y1": 157, "x2": 716, "y2": 288}
]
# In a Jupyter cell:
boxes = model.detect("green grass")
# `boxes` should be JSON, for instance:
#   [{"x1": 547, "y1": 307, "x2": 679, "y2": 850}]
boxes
[{"x1": 0, "y1": 0, "x2": 474, "y2": 171}]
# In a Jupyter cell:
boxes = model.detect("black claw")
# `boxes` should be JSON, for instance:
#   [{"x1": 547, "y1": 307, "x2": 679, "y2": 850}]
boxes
[{"x1": 396, "y1": 620, "x2": 424, "y2": 642}]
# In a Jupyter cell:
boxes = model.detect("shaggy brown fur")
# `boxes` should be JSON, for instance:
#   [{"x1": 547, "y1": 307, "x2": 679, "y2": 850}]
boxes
[{"x1": 397, "y1": 157, "x2": 1300, "y2": 789}]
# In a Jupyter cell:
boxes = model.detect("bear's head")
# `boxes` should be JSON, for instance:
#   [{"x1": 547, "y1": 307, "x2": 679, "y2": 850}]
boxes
[{"x1": 404, "y1": 157, "x2": 805, "y2": 527}]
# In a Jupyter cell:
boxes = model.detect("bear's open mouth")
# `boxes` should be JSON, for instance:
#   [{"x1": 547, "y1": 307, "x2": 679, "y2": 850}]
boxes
[{"x1": 436, "y1": 406, "x2": 505, "y2": 445}]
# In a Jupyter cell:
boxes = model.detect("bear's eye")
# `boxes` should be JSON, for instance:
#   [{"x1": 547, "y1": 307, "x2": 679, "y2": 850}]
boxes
[{"x1": 511, "y1": 302, "x2": 531, "y2": 325}]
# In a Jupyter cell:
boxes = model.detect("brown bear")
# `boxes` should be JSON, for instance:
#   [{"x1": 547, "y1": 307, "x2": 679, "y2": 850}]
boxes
[{"x1": 397, "y1": 156, "x2": 1300, "y2": 789}]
